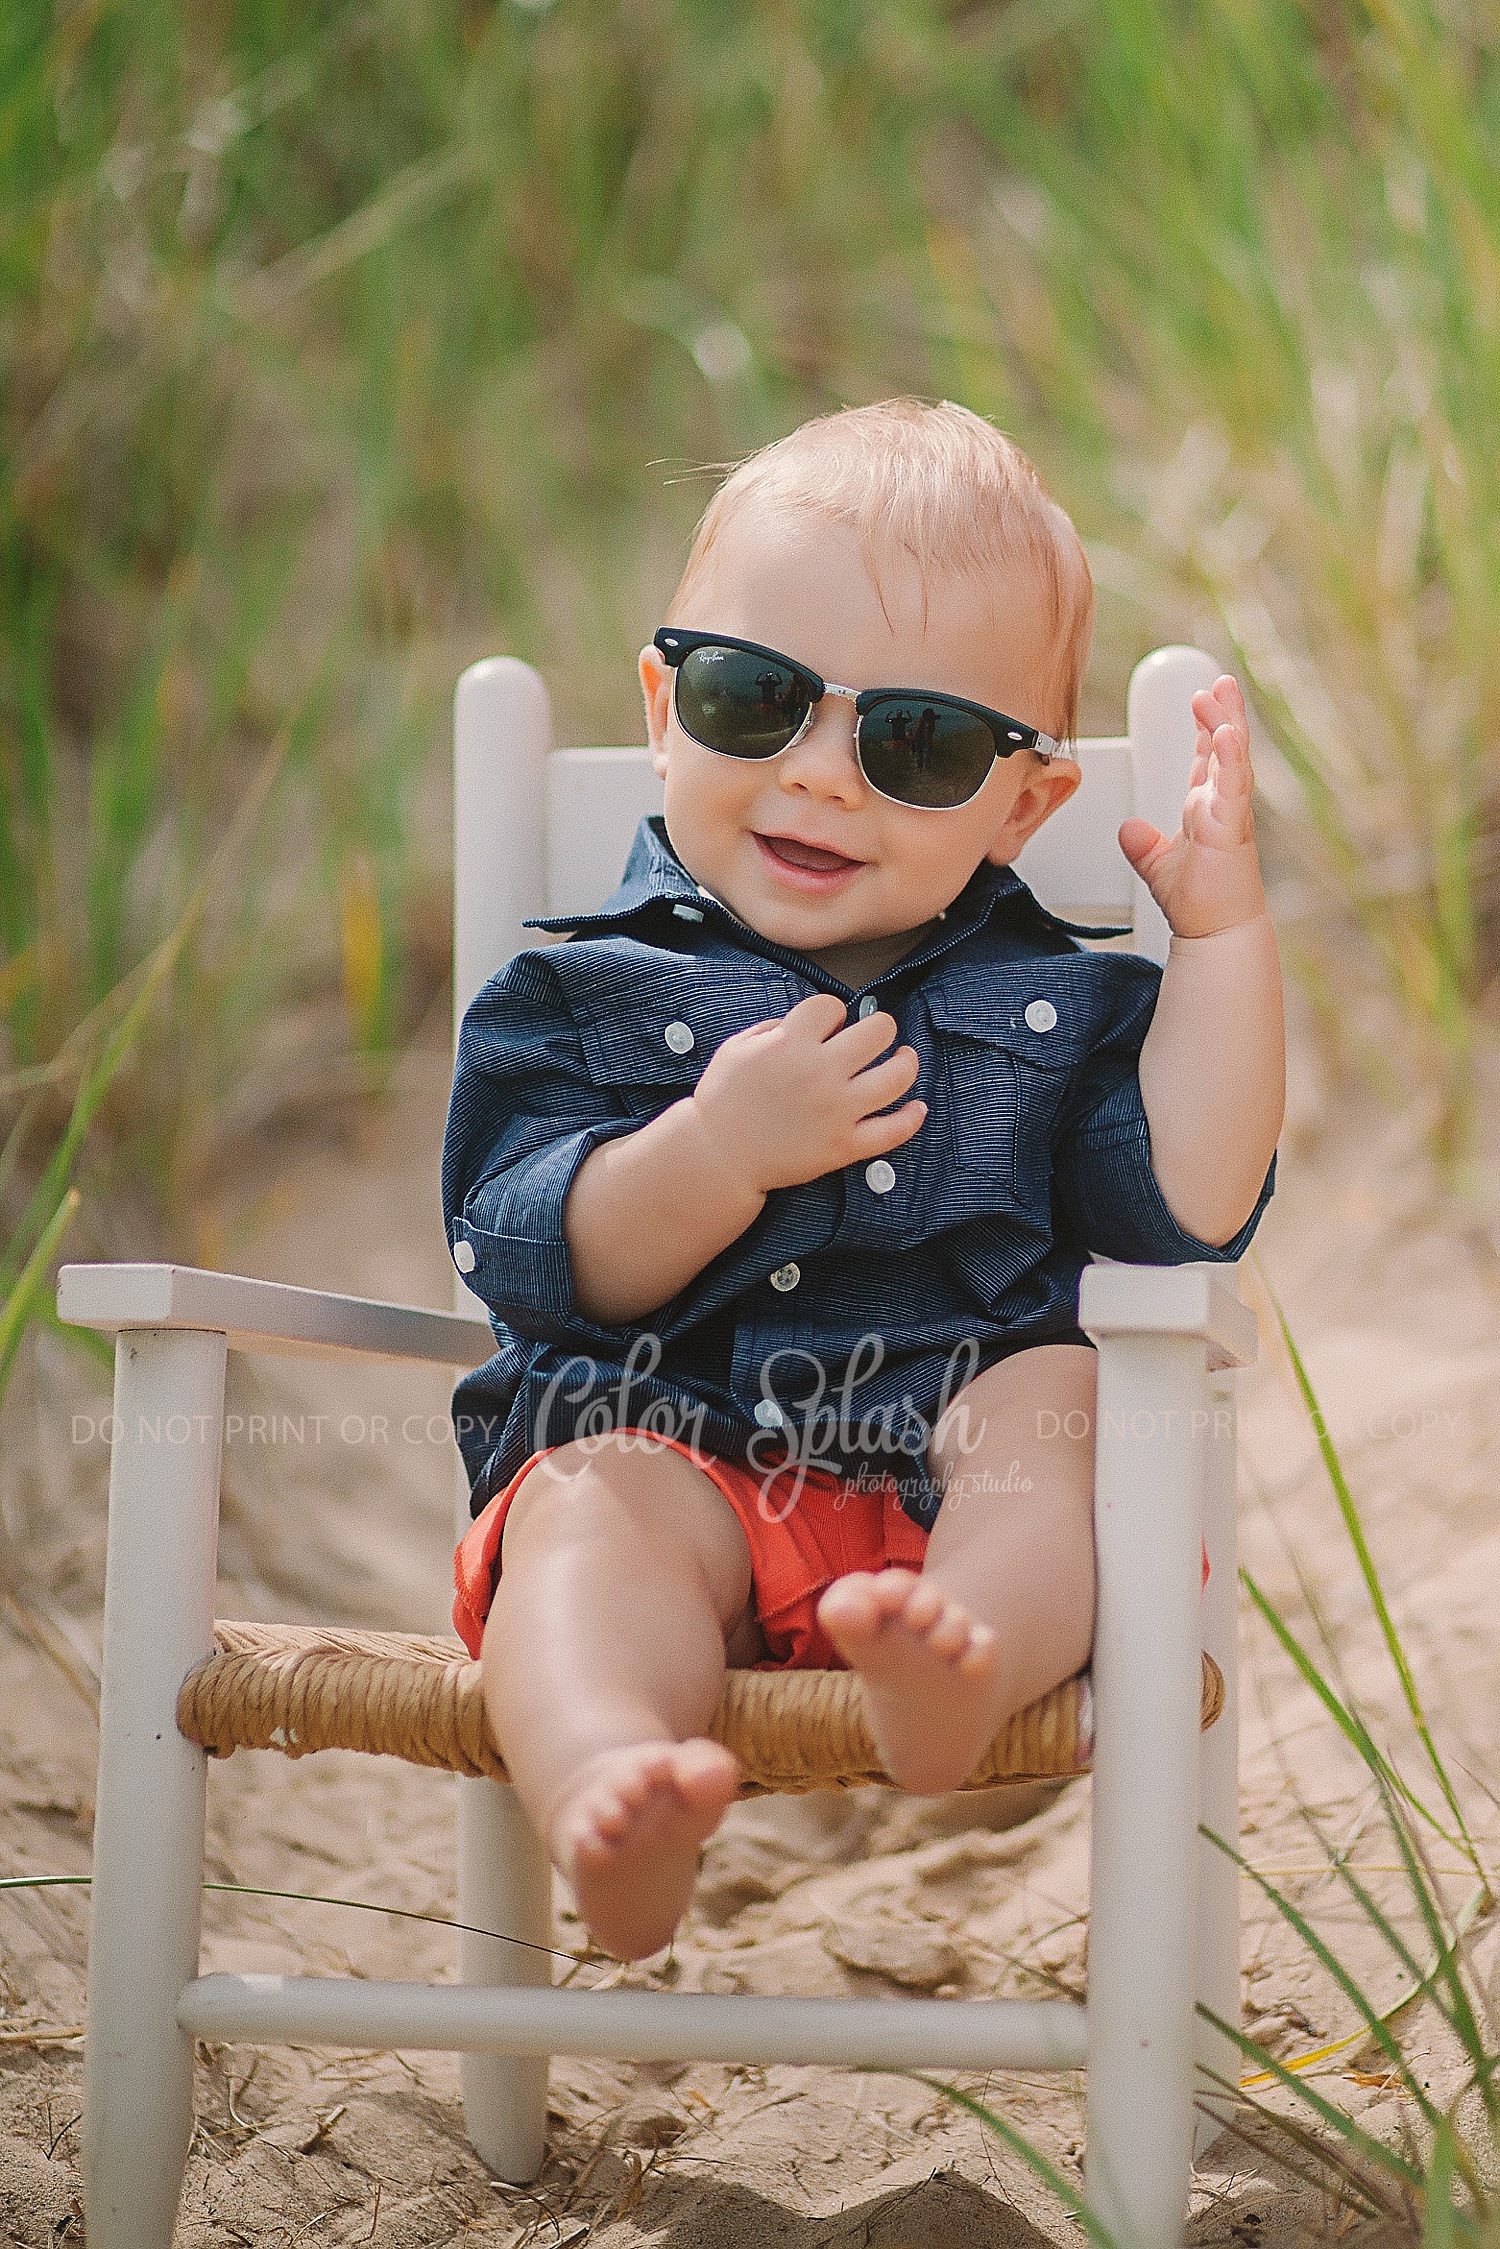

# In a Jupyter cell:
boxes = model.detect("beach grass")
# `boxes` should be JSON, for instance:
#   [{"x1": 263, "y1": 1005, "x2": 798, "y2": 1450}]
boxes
[
  {"x1": 941, "y1": 3, "x2": 1500, "y2": 1165},
  {"x1": 7, "y1": 0, "x2": 1498, "y2": 1287}
]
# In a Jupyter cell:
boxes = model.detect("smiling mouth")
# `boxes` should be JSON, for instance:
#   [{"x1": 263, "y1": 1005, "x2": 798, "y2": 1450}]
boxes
[{"x1": 756, "y1": 833, "x2": 865, "y2": 877}]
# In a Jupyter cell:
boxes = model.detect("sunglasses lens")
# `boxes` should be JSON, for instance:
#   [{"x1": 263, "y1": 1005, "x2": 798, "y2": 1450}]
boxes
[
  {"x1": 857, "y1": 698, "x2": 996, "y2": 809},
  {"x1": 674, "y1": 645, "x2": 811, "y2": 760}
]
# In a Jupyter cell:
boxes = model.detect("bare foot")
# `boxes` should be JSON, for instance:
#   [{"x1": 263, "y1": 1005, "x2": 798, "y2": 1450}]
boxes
[
  {"x1": 817, "y1": 1569, "x2": 1002, "y2": 1794},
  {"x1": 548, "y1": 1739, "x2": 739, "y2": 1960}
]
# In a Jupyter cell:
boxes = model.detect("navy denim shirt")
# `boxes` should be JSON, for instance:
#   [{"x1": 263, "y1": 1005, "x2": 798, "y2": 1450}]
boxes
[{"x1": 444, "y1": 817, "x2": 1272, "y2": 1528}]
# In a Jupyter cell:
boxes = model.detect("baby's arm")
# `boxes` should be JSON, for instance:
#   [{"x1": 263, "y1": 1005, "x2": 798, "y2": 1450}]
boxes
[
  {"x1": 1118, "y1": 677, "x2": 1285, "y2": 1247},
  {"x1": 565, "y1": 995, "x2": 925, "y2": 1323}
]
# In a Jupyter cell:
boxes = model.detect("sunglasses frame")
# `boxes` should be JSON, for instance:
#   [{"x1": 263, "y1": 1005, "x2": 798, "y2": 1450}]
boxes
[{"x1": 653, "y1": 626, "x2": 1068, "y2": 811}]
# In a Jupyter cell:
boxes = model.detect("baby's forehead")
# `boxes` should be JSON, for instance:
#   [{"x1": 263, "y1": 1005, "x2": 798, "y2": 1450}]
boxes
[{"x1": 678, "y1": 499, "x2": 1052, "y2": 633}]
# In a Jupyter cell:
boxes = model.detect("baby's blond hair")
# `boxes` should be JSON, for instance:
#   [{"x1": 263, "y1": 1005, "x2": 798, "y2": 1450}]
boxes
[{"x1": 669, "y1": 399, "x2": 1094, "y2": 740}]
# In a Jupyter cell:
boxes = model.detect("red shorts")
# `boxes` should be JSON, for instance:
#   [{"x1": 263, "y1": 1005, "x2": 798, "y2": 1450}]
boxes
[{"x1": 453, "y1": 1436, "x2": 929, "y2": 1668}]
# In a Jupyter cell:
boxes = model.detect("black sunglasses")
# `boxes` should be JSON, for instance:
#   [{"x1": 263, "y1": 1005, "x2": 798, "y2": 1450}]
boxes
[{"x1": 653, "y1": 627, "x2": 1067, "y2": 812}]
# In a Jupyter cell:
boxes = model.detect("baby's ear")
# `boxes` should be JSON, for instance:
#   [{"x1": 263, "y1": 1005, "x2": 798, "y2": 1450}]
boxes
[
  {"x1": 984, "y1": 753, "x2": 1080, "y2": 865},
  {"x1": 640, "y1": 645, "x2": 673, "y2": 777}
]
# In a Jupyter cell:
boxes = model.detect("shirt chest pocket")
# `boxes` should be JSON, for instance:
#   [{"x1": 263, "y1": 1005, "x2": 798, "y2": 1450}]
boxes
[
  {"x1": 574, "y1": 963, "x2": 804, "y2": 1117},
  {"x1": 924, "y1": 982, "x2": 1087, "y2": 1196}
]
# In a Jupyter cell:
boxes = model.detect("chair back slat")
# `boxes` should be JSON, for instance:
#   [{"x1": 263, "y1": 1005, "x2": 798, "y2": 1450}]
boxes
[
  {"x1": 1012, "y1": 739, "x2": 1132, "y2": 930},
  {"x1": 546, "y1": 747, "x2": 664, "y2": 924}
]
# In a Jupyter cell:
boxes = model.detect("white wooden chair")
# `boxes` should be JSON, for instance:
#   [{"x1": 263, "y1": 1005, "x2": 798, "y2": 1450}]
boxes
[{"x1": 58, "y1": 644, "x2": 1256, "y2": 2249}]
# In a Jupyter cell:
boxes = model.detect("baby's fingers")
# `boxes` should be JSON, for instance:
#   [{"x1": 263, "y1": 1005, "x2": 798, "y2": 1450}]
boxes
[
  {"x1": 1118, "y1": 816, "x2": 1171, "y2": 876},
  {"x1": 849, "y1": 1098, "x2": 928, "y2": 1159},
  {"x1": 848, "y1": 1045, "x2": 921, "y2": 1116},
  {"x1": 1190, "y1": 674, "x2": 1246, "y2": 731},
  {"x1": 780, "y1": 991, "x2": 859, "y2": 1042},
  {"x1": 827, "y1": 1008, "x2": 902, "y2": 1068}
]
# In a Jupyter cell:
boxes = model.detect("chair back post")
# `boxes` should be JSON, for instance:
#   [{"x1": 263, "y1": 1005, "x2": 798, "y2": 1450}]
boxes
[
  {"x1": 454, "y1": 657, "x2": 551, "y2": 1030},
  {"x1": 451, "y1": 656, "x2": 556, "y2": 2184},
  {"x1": 83, "y1": 1328, "x2": 226, "y2": 2247},
  {"x1": 1124, "y1": 645, "x2": 1245, "y2": 2146}
]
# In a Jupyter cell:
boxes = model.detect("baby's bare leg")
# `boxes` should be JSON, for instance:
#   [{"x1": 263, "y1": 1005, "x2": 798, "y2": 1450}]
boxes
[
  {"x1": 481, "y1": 1437, "x2": 754, "y2": 1959},
  {"x1": 818, "y1": 1344, "x2": 1096, "y2": 1792}
]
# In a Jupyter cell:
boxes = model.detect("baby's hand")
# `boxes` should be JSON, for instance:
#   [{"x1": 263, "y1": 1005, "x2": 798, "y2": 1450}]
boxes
[
  {"x1": 1117, "y1": 675, "x2": 1267, "y2": 938},
  {"x1": 689, "y1": 993, "x2": 925, "y2": 1194}
]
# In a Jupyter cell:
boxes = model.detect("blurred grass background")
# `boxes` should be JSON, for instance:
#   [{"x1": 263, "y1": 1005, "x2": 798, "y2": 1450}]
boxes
[{"x1": 2, "y1": 0, "x2": 1498, "y2": 1308}]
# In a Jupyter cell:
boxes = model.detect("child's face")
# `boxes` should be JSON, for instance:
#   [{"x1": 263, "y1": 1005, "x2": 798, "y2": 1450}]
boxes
[{"x1": 640, "y1": 509, "x2": 1079, "y2": 974}]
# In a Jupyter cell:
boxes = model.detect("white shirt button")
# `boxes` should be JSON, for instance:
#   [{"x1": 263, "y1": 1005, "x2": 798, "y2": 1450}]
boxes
[
  {"x1": 769, "y1": 1262, "x2": 801, "y2": 1292},
  {"x1": 754, "y1": 1399, "x2": 784, "y2": 1428},
  {"x1": 864, "y1": 1159, "x2": 896, "y2": 1195},
  {"x1": 664, "y1": 1020, "x2": 696, "y2": 1055},
  {"x1": 1024, "y1": 999, "x2": 1058, "y2": 1034},
  {"x1": 452, "y1": 1239, "x2": 476, "y2": 1274},
  {"x1": 858, "y1": 995, "x2": 879, "y2": 1018}
]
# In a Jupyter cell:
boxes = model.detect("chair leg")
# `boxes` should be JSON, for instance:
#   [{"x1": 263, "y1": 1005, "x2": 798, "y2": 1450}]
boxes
[
  {"x1": 84, "y1": 1330, "x2": 226, "y2": 2249},
  {"x1": 1194, "y1": 1373, "x2": 1241, "y2": 2156},
  {"x1": 457, "y1": 1776, "x2": 551, "y2": 2182},
  {"x1": 1086, "y1": 1333, "x2": 1207, "y2": 2249}
]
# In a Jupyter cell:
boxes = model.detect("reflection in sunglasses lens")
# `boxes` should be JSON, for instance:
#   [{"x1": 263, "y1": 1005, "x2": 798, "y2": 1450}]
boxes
[
  {"x1": 677, "y1": 647, "x2": 809, "y2": 760},
  {"x1": 859, "y1": 699, "x2": 994, "y2": 809}
]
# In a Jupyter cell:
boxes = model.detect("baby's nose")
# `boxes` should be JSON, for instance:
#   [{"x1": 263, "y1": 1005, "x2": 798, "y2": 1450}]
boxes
[{"x1": 780, "y1": 699, "x2": 864, "y2": 798}]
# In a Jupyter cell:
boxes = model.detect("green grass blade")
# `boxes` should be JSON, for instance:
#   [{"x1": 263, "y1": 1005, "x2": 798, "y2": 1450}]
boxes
[
  {"x1": 30, "y1": 1295, "x2": 113, "y2": 1371},
  {"x1": 1325, "y1": 1849, "x2": 1476, "y2": 2045},
  {"x1": 0, "y1": 728, "x2": 288, "y2": 1304},
  {"x1": 1201, "y1": 1827, "x2": 1447, "y2": 2128},
  {"x1": 1241, "y1": 1567, "x2": 1454, "y2": 1841},
  {"x1": 1199, "y1": 2009, "x2": 1432, "y2": 2202},
  {"x1": 1371, "y1": 1799, "x2": 1497, "y2": 2121},
  {"x1": 1259, "y1": 1265, "x2": 1484, "y2": 1878},
  {"x1": 0, "y1": 1185, "x2": 79, "y2": 1412},
  {"x1": 905, "y1": 2075, "x2": 1118, "y2": 2249},
  {"x1": 1423, "y1": 2116, "x2": 1456, "y2": 2249},
  {"x1": 1198, "y1": 2066, "x2": 1412, "y2": 2225}
]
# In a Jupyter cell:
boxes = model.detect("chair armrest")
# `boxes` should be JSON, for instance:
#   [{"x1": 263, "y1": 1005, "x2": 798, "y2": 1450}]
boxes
[
  {"x1": 1079, "y1": 1264, "x2": 1257, "y2": 1372},
  {"x1": 56, "y1": 1263, "x2": 494, "y2": 1370}
]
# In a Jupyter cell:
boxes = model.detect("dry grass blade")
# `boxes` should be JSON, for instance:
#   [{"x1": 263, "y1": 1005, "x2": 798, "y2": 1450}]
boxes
[{"x1": 0, "y1": 1588, "x2": 99, "y2": 1717}]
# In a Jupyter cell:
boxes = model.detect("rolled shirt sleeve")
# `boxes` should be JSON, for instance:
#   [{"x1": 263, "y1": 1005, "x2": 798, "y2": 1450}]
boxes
[
  {"x1": 442, "y1": 953, "x2": 644, "y2": 1345},
  {"x1": 1053, "y1": 1067, "x2": 1274, "y2": 1264}
]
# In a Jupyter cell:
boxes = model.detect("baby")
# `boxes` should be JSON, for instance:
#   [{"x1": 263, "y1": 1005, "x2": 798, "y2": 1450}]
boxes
[{"x1": 444, "y1": 399, "x2": 1284, "y2": 1962}]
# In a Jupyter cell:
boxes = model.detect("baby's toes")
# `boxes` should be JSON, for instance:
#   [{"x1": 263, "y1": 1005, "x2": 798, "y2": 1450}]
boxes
[
  {"x1": 890, "y1": 1574, "x2": 944, "y2": 1631},
  {"x1": 925, "y1": 1600, "x2": 979, "y2": 1660},
  {"x1": 854, "y1": 1565, "x2": 917, "y2": 1619},
  {"x1": 673, "y1": 1739, "x2": 740, "y2": 1809},
  {"x1": 817, "y1": 1573, "x2": 881, "y2": 1636},
  {"x1": 956, "y1": 1621, "x2": 999, "y2": 1677},
  {"x1": 587, "y1": 1789, "x2": 634, "y2": 1847}
]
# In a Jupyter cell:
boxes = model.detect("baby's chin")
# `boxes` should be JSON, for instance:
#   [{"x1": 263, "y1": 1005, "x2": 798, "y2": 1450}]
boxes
[{"x1": 662, "y1": 825, "x2": 933, "y2": 961}]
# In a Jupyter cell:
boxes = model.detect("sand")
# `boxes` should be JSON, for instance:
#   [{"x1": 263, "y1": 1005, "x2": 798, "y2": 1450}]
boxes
[{"x1": 0, "y1": 1020, "x2": 1494, "y2": 2245}]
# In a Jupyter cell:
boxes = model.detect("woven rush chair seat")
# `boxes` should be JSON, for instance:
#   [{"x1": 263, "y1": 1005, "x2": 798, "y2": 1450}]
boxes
[{"x1": 179, "y1": 1620, "x2": 1224, "y2": 1798}]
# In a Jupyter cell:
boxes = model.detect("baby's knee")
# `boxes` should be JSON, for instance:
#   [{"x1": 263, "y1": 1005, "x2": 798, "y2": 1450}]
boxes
[
  {"x1": 502, "y1": 1433, "x2": 708, "y2": 1547},
  {"x1": 504, "y1": 1436, "x2": 631, "y2": 1531}
]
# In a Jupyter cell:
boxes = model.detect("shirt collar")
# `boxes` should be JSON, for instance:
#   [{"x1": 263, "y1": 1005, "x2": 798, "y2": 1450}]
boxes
[{"x1": 526, "y1": 815, "x2": 1121, "y2": 977}]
